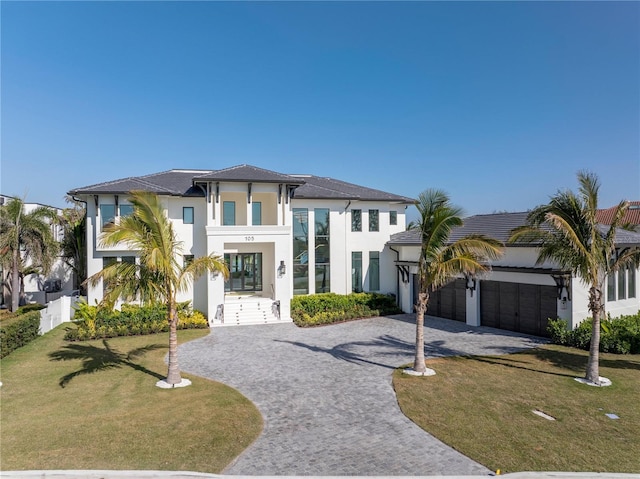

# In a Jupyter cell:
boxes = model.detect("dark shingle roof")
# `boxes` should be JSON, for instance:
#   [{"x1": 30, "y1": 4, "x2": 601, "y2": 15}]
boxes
[
  {"x1": 69, "y1": 165, "x2": 415, "y2": 203},
  {"x1": 193, "y1": 164, "x2": 304, "y2": 184},
  {"x1": 389, "y1": 211, "x2": 640, "y2": 247},
  {"x1": 291, "y1": 175, "x2": 415, "y2": 204},
  {"x1": 69, "y1": 170, "x2": 208, "y2": 197}
]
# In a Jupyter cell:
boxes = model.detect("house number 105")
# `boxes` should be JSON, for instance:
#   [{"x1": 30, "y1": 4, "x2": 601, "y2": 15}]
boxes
[{"x1": 245, "y1": 236, "x2": 255, "y2": 242}]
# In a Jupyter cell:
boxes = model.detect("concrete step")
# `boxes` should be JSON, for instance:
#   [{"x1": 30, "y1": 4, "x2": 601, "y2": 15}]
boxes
[{"x1": 215, "y1": 298, "x2": 285, "y2": 327}]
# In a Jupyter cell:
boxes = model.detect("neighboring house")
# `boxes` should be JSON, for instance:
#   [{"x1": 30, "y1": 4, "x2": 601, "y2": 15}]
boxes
[
  {"x1": 68, "y1": 165, "x2": 414, "y2": 325},
  {"x1": 597, "y1": 201, "x2": 640, "y2": 230},
  {"x1": 388, "y1": 212, "x2": 640, "y2": 337},
  {"x1": 0, "y1": 194, "x2": 74, "y2": 307}
]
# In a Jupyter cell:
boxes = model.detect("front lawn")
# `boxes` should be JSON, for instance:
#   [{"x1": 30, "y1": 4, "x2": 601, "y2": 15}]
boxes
[
  {"x1": 0, "y1": 326, "x2": 262, "y2": 473},
  {"x1": 393, "y1": 344, "x2": 640, "y2": 474}
]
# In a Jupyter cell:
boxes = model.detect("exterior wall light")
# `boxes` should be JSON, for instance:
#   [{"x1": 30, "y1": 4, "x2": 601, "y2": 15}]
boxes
[
  {"x1": 278, "y1": 260, "x2": 286, "y2": 276},
  {"x1": 465, "y1": 273, "x2": 477, "y2": 297}
]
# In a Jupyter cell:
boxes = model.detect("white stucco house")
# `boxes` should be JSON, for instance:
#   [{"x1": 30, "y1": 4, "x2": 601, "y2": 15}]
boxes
[
  {"x1": 388, "y1": 212, "x2": 640, "y2": 337},
  {"x1": 0, "y1": 194, "x2": 74, "y2": 308},
  {"x1": 68, "y1": 165, "x2": 414, "y2": 326}
]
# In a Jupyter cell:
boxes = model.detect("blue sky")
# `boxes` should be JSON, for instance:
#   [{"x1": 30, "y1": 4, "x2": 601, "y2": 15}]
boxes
[{"x1": 1, "y1": 1, "x2": 638, "y2": 219}]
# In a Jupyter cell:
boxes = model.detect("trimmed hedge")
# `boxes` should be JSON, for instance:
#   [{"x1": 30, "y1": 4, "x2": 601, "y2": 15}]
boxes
[
  {"x1": 64, "y1": 302, "x2": 208, "y2": 341},
  {"x1": 0, "y1": 311, "x2": 41, "y2": 359},
  {"x1": 548, "y1": 312, "x2": 640, "y2": 354},
  {"x1": 291, "y1": 292, "x2": 402, "y2": 327}
]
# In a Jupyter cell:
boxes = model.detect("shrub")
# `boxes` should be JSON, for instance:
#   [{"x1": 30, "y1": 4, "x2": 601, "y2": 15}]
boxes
[
  {"x1": 65, "y1": 303, "x2": 209, "y2": 341},
  {"x1": 547, "y1": 312, "x2": 640, "y2": 354},
  {"x1": 15, "y1": 303, "x2": 46, "y2": 315},
  {"x1": 291, "y1": 292, "x2": 401, "y2": 327},
  {"x1": 0, "y1": 311, "x2": 41, "y2": 358}
]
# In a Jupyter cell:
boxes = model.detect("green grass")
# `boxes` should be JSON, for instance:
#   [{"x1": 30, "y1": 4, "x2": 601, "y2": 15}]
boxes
[
  {"x1": 0, "y1": 326, "x2": 262, "y2": 473},
  {"x1": 393, "y1": 344, "x2": 640, "y2": 474}
]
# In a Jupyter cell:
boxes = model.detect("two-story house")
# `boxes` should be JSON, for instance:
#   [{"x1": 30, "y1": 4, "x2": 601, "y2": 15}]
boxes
[{"x1": 69, "y1": 164, "x2": 414, "y2": 325}]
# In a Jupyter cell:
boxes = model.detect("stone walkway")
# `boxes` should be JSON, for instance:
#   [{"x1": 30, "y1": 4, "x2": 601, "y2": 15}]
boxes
[{"x1": 179, "y1": 314, "x2": 546, "y2": 476}]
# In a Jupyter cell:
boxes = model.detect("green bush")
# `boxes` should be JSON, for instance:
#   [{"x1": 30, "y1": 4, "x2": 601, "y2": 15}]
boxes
[
  {"x1": 65, "y1": 302, "x2": 208, "y2": 341},
  {"x1": 15, "y1": 303, "x2": 46, "y2": 315},
  {"x1": 0, "y1": 311, "x2": 41, "y2": 358},
  {"x1": 547, "y1": 312, "x2": 640, "y2": 354},
  {"x1": 291, "y1": 292, "x2": 401, "y2": 327}
]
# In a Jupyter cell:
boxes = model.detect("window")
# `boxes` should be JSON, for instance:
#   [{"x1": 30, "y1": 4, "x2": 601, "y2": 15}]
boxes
[
  {"x1": 293, "y1": 208, "x2": 309, "y2": 295},
  {"x1": 369, "y1": 251, "x2": 380, "y2": 291},
  {"x1": 119, "y1": 204, "x2": 134, "y2": 218},
  {"x1": 351, "y1": 209, "x2": 362, "y2": 232},
  {"x1": 369, "y1": 209, "x2": 379, "y2": 232},
  {"x1": 183, "y1": 254, "x2": 194, "y2": 267},
  {"x1": 607, "y1": 272, "x2": 616, "y2": 301},
  {"x1": 352, "y1": 252, "x2": 362, "y2": 293},
  {"x1": 629, "y1": 268, "x2": 636, "y2": 299},
  {"x1": 183, "y1": 207, "x2": 194, "y2": 224},
  {"x1": 100, "y1": 204, "x2": 116, "y2": 229},
  {"x1": 390, "y1": 211, "x2": 397, "y2": 226},
  {"x1": 618, "y1": 269, "x2": 627, "y2": 300},
  {"x1": 315, "y1": 208, "x2": 330, "y2": 293},
  {"x1": 252, "y1": 202, "x2": 262, "y2": 226},
  {"x1": 122, "y1": 256, "x2": 136, "y2": 265},
  {"x1": 102, "y1": 256, "x2": 117, "y2": 294},
  {"x1": 223, "y1": 201, "x2": 236, "y2": 226}
]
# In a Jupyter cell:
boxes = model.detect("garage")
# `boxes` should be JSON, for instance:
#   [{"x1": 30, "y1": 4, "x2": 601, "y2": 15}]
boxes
[
  {"x1": 413, "y1": 276, "x2": 466, "y2": 322},
  {"x1": 480, "y1": 280, "x2": 557, "y2": 337}
]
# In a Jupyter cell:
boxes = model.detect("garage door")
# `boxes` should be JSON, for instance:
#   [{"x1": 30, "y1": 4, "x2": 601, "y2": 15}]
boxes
[
  {"x1": 426, "y1": 279, "x2": 467, "y2": 322},
  {"x1": 480, "y1": 281, "x2": 557, "y2": 337}
]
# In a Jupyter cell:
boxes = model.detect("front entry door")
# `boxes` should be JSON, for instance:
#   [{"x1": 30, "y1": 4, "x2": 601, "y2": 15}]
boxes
[{"x1": 225, "y1": 253, "x2": 263, "y2": 293}]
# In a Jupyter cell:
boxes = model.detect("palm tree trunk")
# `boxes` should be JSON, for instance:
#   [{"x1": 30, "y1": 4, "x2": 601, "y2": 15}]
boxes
[
  {"x1": 413, "y1": 291, "x2": 428, "y2": 373},
  {"x1": 585, "y1": 286, "x2": 602, "y2": 384},
  {"x1": 11, "y1": 249, "x2": 20, "y2": 312},
  {"x1": 166, "y1": 299, "x2": 182, "y2": 385}
]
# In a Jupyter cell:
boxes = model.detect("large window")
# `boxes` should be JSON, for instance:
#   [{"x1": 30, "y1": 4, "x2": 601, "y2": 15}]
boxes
[
  {"x1": 629, "y1": 268, "x2": 636, "y2": 299},
  {"x1": 607, "y1": 272, "x2": 616, "y2": 302},
  {"x1": 351, "y1": 209, "x2": 362, "y2": 232},
  {"x1": 183, "y1": 207, "x2": 194, "y2": 224},
  {"x1": 102, "y1": 256, "x2": 117, "y2": 294},
  {"x1": 618, "y1": 269, "x2": 627, "y2": 300},
  {"x1": 352, "y1": 252, "x2": 362, "y2": 293},
  {"x1": 223, "y1": 201, "x2": 236, "y2": 226},
  {"x1": 100, "y1": 204, "x2": 116, "y2": 229},
  {"x1": 390, "y1": 211, "x2": 397, "y2": 226},
  {"x1": 607, "y1": 268, "x2": 637, "y2": 301},
  {"x1": 369, "y1": 251, "x2": 380, "y2": 291},
  {"x1": 315, "y1": 208, "x2": 330, "y2": 293},
  {"x1": 293, "y1": 208, "x2": 309, "y2": 295},
  {"x1": 252, "y1": 202, "x2": 262, "y2": 226},
  {"x1": 369, "y1": 209, "x2": 379, "y2": 232},
  {"x1": 119, "y1": 204, "x2": 134, "y2": 218}
]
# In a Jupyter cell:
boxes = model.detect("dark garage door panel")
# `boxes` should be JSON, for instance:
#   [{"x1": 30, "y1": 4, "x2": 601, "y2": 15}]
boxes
[
  {"x1": 427, "y1": 279, "x2": 467, "y2": 322},
  {"x1": 480, "y1": 281, "x2": 557, "y2": 337}
]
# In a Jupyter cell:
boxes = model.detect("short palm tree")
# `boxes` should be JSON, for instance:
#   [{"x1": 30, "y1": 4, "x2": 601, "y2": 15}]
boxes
[
  {"x1": 409, "y1": 189, "x2": 503, "y2": 375},
  {"x1": 0, "y1": 197, "x2": 58, "y2": 311},
  {"x1": 88, "y1": 191, "x2": 229, "y2": 387},
  {"x1": 510, "y1": 172, "x2": 640, "y2": 385}
]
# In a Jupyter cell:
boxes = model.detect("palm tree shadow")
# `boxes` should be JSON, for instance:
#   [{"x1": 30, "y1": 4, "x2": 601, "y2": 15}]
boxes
[{"x1": 49, "y1": 339, "x2": 166, "y2": 388}]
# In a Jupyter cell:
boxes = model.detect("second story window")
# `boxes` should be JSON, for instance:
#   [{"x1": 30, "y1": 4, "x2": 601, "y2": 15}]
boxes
[
  {"x1": 351, "y1": 209, "x2": 362, "y2": 232},
  {"x1": 119, "y1": 204, "x2": 134, "y2": 218},
  {"x1": 252, "y1": 202, "x2": 262, "y2": 226},
  {"x1": 183, "y1": 207, "x2": 194, "y2": 224},
  {"x1": 390, "y1": 211, "x2": 397, "y2": 226},
  {"x1": 369, "y1": 209, "x2": 379, "y2": 232},
  {"x1": 100, "y1": 204, "x2": 116, "y2": 229},
  {"x1": 223, "y1": 201, "x2": 236, "y2": 226}
]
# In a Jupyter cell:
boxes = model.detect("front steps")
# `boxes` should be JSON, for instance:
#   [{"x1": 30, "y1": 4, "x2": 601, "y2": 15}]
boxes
[{"x1": 212, "y1": 296, "x2": 290, "y2": 327}]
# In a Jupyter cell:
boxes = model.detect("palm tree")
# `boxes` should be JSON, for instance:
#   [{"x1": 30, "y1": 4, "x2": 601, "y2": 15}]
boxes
[
  {"x1": 58, "y1": 196, "x2": 87, "y2": 294},
  {"x1": 0, "y1": 197, "x2": 58, "y2": 311},
  {"x1": 408, "y1": 189, "x2": 503, "y2": 375},
  {"x1": 88, "y1": 191, "x2": 228, "y2": 387},
  {"x1": 510, "y1": 172, "x2": 640, "y2": 385}
]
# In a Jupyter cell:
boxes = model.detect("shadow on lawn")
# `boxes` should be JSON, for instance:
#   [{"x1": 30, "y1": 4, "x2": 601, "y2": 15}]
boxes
[
  {"x1": 49, "y1": 340, "x2": 166, "y2": 388},
  {"x1": 469, "y1": 347, "x2": 640, "y2": 379}
]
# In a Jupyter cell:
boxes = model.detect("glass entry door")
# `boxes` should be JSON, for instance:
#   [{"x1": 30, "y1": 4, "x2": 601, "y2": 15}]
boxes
[{"x1": 225, "y1": 253, "x2": 263, "y2": 293}]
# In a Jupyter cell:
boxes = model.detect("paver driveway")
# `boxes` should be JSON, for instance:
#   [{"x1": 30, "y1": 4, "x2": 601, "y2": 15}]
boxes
[{"x1": 179, "y1": 314, "x2": 545, "y2": 476}]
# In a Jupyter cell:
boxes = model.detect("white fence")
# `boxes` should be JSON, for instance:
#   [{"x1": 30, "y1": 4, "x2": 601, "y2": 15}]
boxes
[{"x1": 39, "y1": 295, "x2": 82, "y2": 334}]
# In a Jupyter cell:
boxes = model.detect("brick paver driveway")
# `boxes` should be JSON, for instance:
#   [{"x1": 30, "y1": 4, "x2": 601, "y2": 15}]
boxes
[{"x1": 179, "y1": 314, "x2": 545, "y2": 476}]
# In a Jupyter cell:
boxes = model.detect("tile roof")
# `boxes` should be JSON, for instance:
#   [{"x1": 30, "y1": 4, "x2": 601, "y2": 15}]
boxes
[
  {"x1": 69, "y1": 165, "x2": 415, "y2": 203},
  {"x1": 596, "y1": 201, "x2": 640, "y2": 226},
  {"x1": 389, "y1": 211, "x2": 640, "y2": 247},
  {"x1": 291, "y1": 175, "x2": 415, "y2": 203}
]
